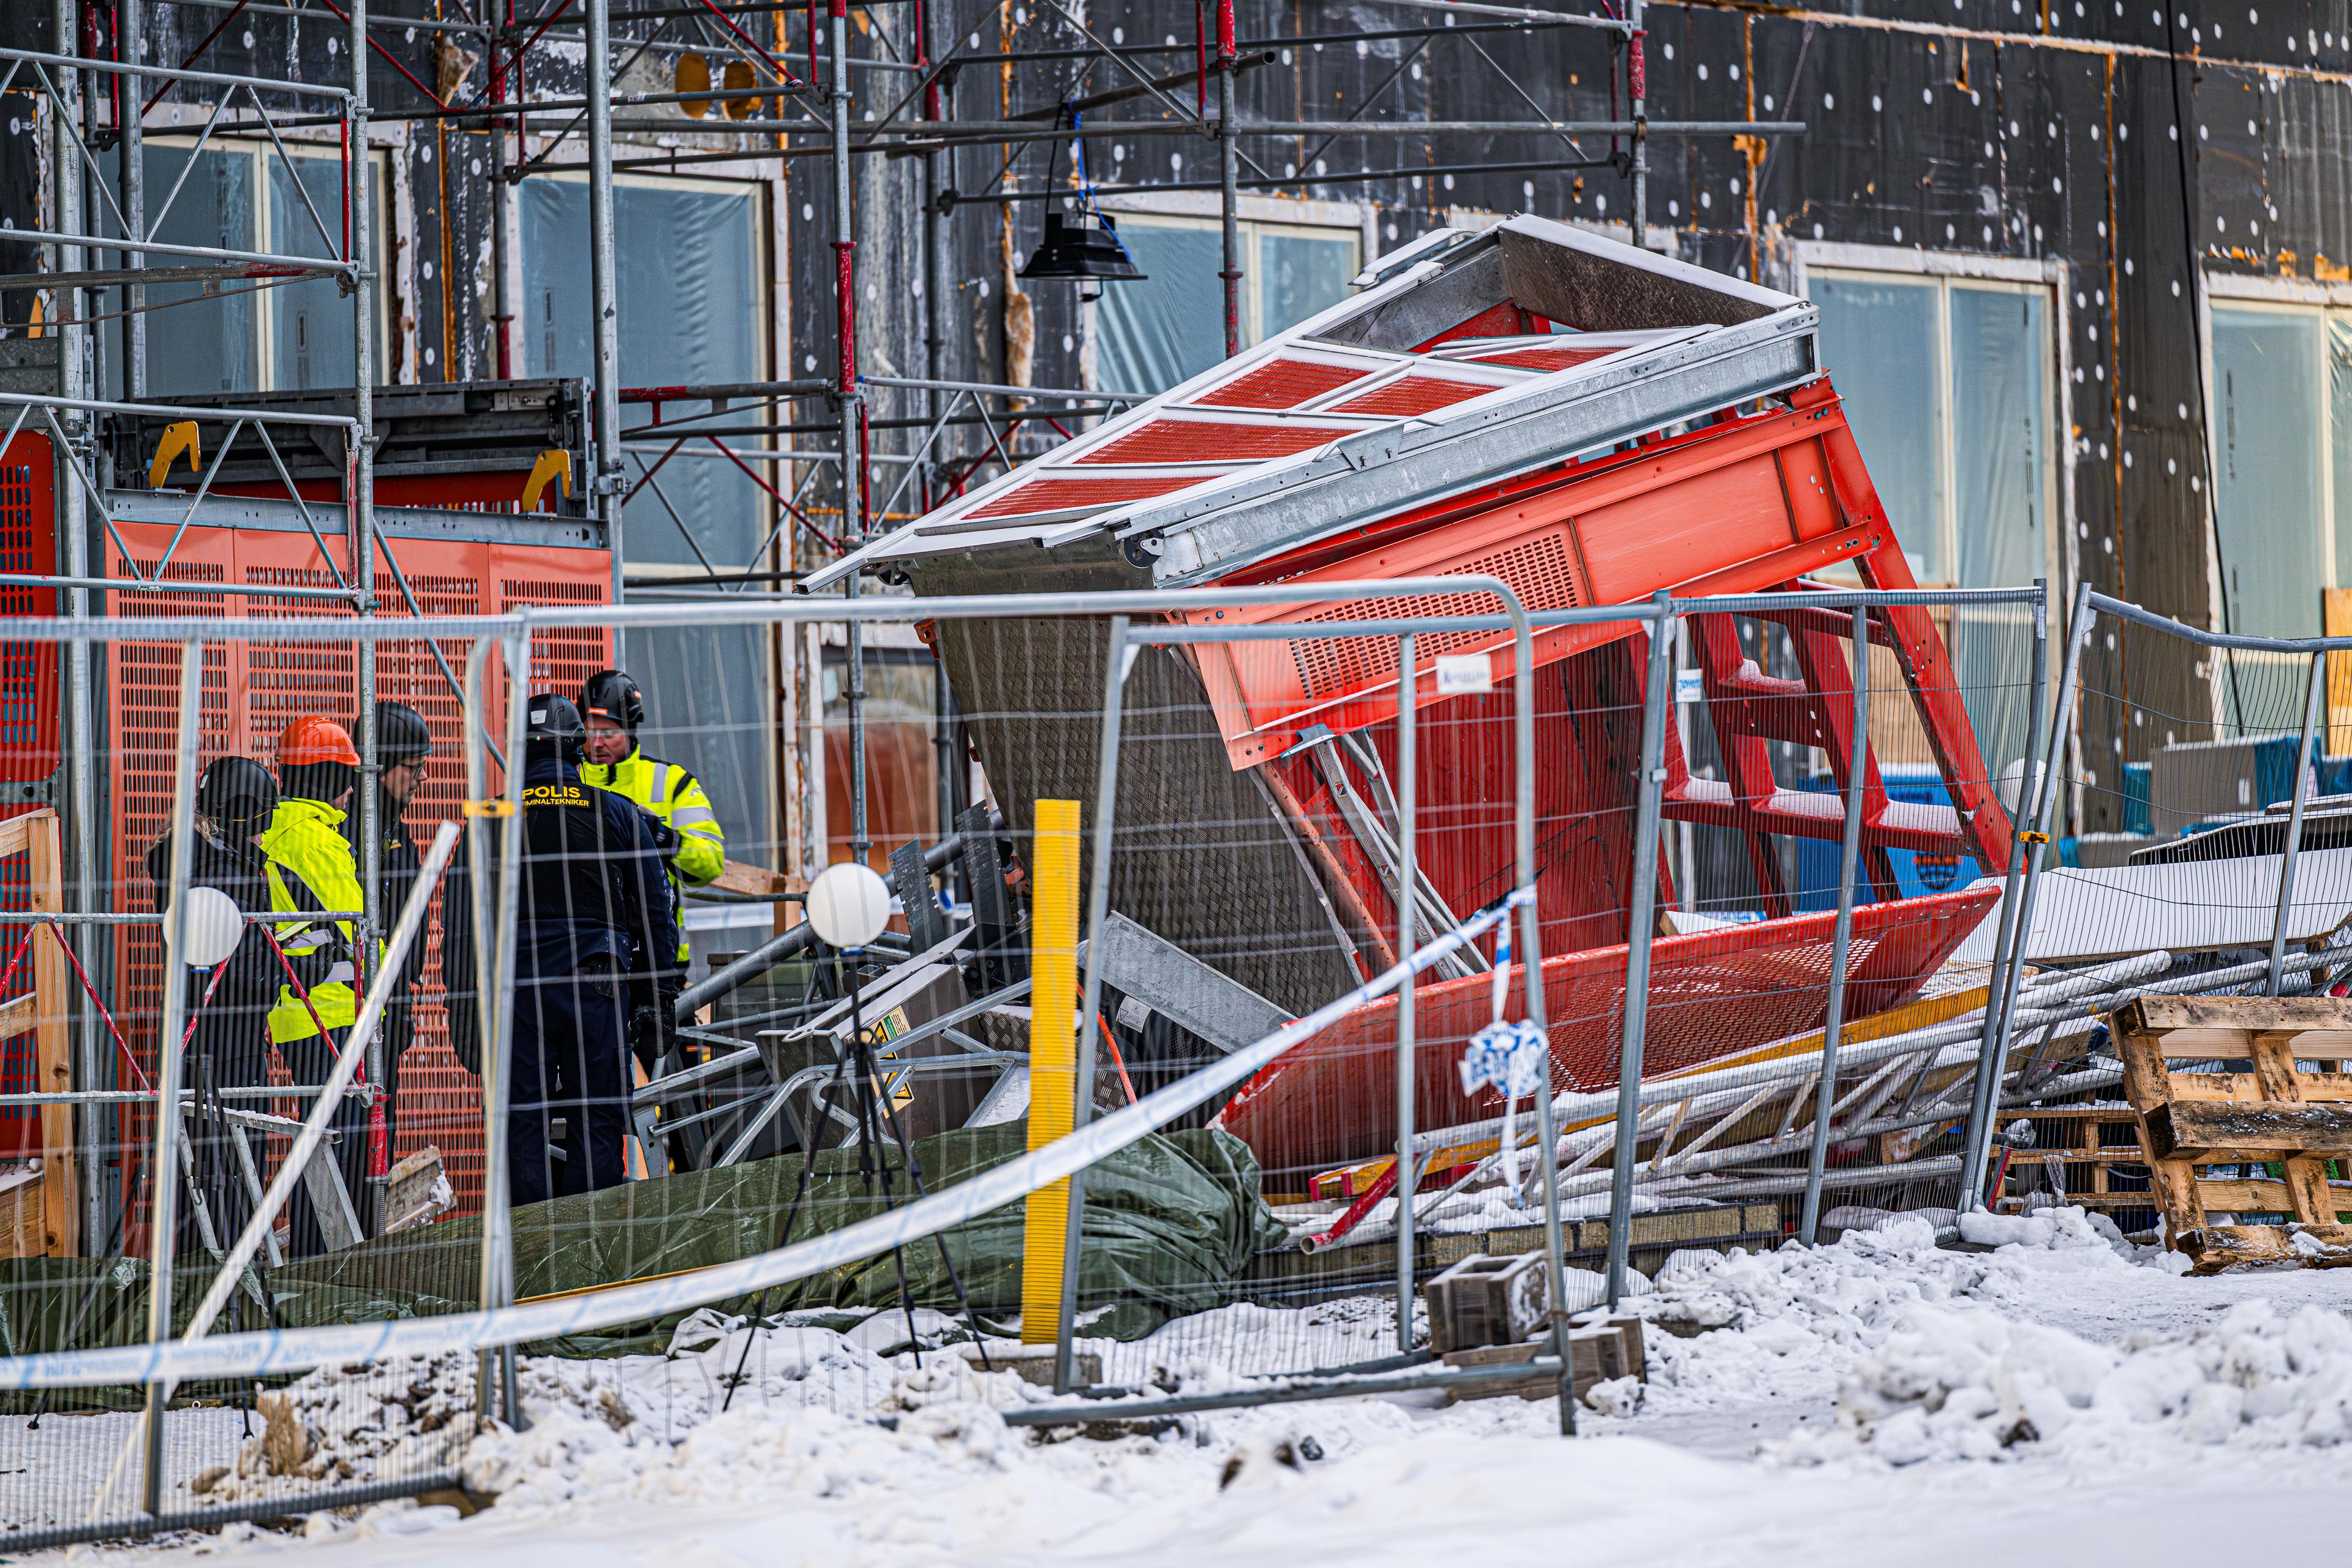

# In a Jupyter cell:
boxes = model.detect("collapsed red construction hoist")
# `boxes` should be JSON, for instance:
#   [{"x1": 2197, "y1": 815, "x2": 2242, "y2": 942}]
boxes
[{"x1": 821, "y1": 216, "x2": 2008, "y2": 1178}]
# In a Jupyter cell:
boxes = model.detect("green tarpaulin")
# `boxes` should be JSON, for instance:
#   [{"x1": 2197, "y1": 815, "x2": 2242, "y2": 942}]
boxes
[{"x1": 0, "y1": 1121, "x2": 1283, "y2": 1404}]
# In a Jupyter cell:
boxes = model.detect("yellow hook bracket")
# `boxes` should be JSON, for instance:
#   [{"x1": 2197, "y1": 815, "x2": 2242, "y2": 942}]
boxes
[
  {"x1": 149, "y1": 421, "x2": 202, "y2": 488},
  {"x1": 522, "y1": 448, "x2": 574, "y2": 510}
]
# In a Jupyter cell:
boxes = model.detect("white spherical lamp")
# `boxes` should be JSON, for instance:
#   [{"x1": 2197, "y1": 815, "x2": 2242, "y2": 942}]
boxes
[
  {"x1": 172, "y1": 885, "x2": 246, "y2": 969},
  {"x1": 806, "y1": 861, "x2": 893, "y2": 950}
]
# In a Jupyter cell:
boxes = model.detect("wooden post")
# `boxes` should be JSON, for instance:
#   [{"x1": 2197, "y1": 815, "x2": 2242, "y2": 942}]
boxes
[{"x1": 23, "y1": 810, "x2": 76, "y2": 1257}]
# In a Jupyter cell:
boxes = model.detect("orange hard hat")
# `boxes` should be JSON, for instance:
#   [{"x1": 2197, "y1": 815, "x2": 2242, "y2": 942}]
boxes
[{"x1": 277, "y1": 715, "x2": 360, "y2": 768}]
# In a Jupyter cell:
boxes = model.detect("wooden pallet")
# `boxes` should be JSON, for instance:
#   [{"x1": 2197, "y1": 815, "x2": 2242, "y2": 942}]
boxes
[
  {"x1": 1985, "y1": 1107, "x2": 2160, "y2": 1212},
  {"x1": 2112, "y1": 995, "x2": 2352, "y2": 1273}
]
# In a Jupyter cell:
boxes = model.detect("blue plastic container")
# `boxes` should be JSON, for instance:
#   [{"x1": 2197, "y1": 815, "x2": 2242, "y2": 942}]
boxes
[{"x1": 1790, "y1": 767, "x2": 1970, "y2": 911}]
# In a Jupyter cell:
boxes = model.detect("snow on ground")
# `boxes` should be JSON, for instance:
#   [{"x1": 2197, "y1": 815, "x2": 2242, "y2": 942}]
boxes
[{"x1": 15, "y1": 1210, "x2": 2352, "y2": 1567}]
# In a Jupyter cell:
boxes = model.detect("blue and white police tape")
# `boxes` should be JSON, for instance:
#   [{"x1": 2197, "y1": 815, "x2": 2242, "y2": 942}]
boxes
[
  {"x1": 0, "y1": 889, "x2": 1536, "y2": 1390},
  {"x1": 1458, "y1": 1020, "x2": 1548, "y2": 1191}
]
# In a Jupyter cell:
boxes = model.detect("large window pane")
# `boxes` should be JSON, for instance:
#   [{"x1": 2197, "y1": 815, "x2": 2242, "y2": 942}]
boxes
[
  {"x1": 634, "y1": 624, "x2": 773, "y2": 865},
  {"x1": 268, "y1": 151, "x2": 380, "y2": 391},
  {"x1": 1812, "y1": 274, "x2": 1948, "y2": 582},
  {"x1": 1094, "y1": 219, "x2": 1224, "y2": 396},
  {"x1": 121, "y1": 146, "x2": 259, "y2": 396},
  {"x1": 2329, "y1": 314, "x2": 2352, "y2": 596},
  {"x1": 521, "y1": 173, "x2": 772, "y2": 854},
  {"x1": 522, "y1": 174, "x2": 765, "y2": 565},
  {"x1": 1947, "y1": 285, "x2": 2051, "y2": 777},
  {"x1": 1257, "y1": 228, "x2": 1357, "y2": 338},
  {"x1": 1949, "y1": 286, "x2": 2048, "y2": 590},
  {"x1": 2212, "y1": 307, "x2": 2324, "y2": 638}
]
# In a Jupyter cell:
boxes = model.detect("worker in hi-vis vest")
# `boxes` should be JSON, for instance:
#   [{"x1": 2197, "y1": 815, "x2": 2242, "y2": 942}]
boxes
[
  {"x1": 578, "y1": 669, "x2": 722, "y2": 969},
  {"x1": 256, "y1": 714, "x2": 376, "y2": 1257}
]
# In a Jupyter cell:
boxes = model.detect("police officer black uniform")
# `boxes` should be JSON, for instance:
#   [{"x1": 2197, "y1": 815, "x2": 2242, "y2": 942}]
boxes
[
  {"x1": 146, "y1": 758, "x2": 336, "y2": 1255},
  {"x1": 443, "y1": 695, "x2": 680, "y2": 1207},
  {"x1": 343, "y1": 700, "x2": 431, "y2": 1144}
]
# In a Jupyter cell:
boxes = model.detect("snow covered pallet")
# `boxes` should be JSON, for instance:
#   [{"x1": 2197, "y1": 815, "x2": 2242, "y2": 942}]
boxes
[{"x1": 2113, "y1": 995, "x2": 2352, "y2": 1273}]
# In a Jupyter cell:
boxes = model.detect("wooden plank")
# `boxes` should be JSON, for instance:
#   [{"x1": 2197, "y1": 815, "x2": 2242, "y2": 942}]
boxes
[
  {"x1": 2116, "y1": 993, "x2": 2352, "y2": 1039},
  {"x1": 2246, "y1": 1034, "x2": 2339, "y2": 1225},
  {"x1": 2144, "y1": 1100, "x2": 2352, "y2": 1161},
  {"x1": 2119, "y1": 1035, "x2": 2207, "y2": 1238},
  {"x1": 0, "y1": 809, "x2": 43, "y2": 864},
  {"x1": 25, "y1": 812, "x2": 74, "y2": 1258},
  {"x1": 2182, "y1": 1223, "x2": 2352, "y2": 1274},
  {"x1": 708, "y1": 858, "x2": 804, "y2": 899},
  {"x1": 0, "y1": 1167, "x2": 42, "y2": 1258},
  {"x1": 2250, "y1": 1033, "x2": 2308, "y2": 1103},
  {"x1": 2190, "y1": 1177, "x2": 2352, "y2": 1216},
  {"x1": 2161, "y1": 1072, "x2": 2266, "y2": 1102},
  {"x1": 0, "y1": 991, "x2": 37, "y2": 1043},
  {"x1": 2114, "y1": 992, "x2": 2352, "y2": 1059}
]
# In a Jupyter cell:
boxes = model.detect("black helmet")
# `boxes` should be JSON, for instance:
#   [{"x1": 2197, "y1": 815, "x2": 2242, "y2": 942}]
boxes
[
  {"x1": 526, "y1": 693, "x2": 587, "y2": 764},
  {"x1": 197, "y1": 756, "x2": 278, "y2": 839},
  {"x1": 375, "y1": 700, "x2": 432, "y2": 767},
  {"x1": 580, "y1": 669, "x2": 644, "y2": 734}
]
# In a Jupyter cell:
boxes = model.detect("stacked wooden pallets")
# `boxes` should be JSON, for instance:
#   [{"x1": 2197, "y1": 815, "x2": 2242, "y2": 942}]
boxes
[{"x1": 2113, "y1": 995, "x2": 2352, "y2": 1273}]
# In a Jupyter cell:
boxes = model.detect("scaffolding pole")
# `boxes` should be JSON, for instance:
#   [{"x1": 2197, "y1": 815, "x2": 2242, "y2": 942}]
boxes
[
  {"x1": 53, "y1": 0, "x2": 107, "y2": 1258},
  {"x1": 588, "y1": 0, "x2": 627, "y2": 642},
  {"x1": 351, "y1": 0, "x2": 383, "y2": 1177}
]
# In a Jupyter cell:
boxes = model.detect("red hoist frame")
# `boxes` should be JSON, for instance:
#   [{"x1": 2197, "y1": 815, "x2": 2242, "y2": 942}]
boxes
[
  {"x1": 1185, "y1": 377, "x2": 2013, "y2": 1173},
  {"x1": 1187, "y1": 375, "x2": 2011, "y2": 967}
]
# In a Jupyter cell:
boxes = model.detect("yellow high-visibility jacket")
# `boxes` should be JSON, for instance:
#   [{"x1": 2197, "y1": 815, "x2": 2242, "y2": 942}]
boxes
[
  {"x1": 581, "y1": 745, "x2": 723, "y2": 961},
  {"x1": 256, "y1": 798, "x2": 371, "y2": 1045}
]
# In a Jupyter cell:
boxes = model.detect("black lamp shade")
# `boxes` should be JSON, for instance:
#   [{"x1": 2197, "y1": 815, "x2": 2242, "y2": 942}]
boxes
[{"x1": 1020, "y1": 213, "x2": 1147, "y2": 282}]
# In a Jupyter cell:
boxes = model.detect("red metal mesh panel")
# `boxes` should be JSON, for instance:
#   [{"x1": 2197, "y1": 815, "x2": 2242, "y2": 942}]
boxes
[
  {"x1": 99, "y1": 529, "x2": 612, "y2": 1232},
  {"x1": 107, "y1": 564, "x2": 232, "y2": 1242},
  {"x1": 965, "y1": 474, "x2": 1207, "y2": 520},
  {"x1": 1076, "y1": 419, "x2": 1354, "y2": 465},
  {"x1": 1464, "y1": 341, "x2": 1626, "y2": 372},
  {"x1": 0, "y1": 443, "x2": 58, "y2": 779},
  {"x1": 0, "y1": 442, "x2": 56, "y2": 1154},
  {"x1": 1284, "y1": 534, "x2": 1584, "y2": 702},
  {"x1": 500, "y1": 578, "x2": 612, "y2": 695},
  {"x1": 1213, "y1": 884, "x2": 1998, "y2": 1175},
  {"x1": 1327, "y1": 375, "x2": 1498, "y2": 417},
  {"x1": 1192, "y1": 359, "x2": 1370, "y2": 410},
  {"x1": 375, "y1": 574, "x2": 487, "y2": 1208}
]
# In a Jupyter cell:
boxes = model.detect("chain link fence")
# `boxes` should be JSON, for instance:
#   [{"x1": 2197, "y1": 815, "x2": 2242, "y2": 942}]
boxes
[{"x1": 19, "y1": 580, "x2": 2328, "y2": 1548}]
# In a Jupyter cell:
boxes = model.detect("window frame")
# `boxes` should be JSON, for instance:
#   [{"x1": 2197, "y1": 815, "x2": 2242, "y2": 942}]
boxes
[
  {"x1": 2198, "y1": 273, "x2": 2352, "y2": 634},
  {"x1": 1792, "y1": 243, "x2": 2074, "y2": 598},
  {"x1": 134, "y1": 132, "x2": 394, "y2": 394}
]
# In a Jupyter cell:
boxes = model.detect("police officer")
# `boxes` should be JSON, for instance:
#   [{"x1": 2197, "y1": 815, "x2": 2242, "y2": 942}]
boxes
[
  {"x1": 146, "y1": 758, "x2": 333, "y2": 1256},
  {"x1": 444, "y1": 695, "x2": 680, "y2": 1206},
  {"x1": 579, "y1": 669, "x2": 723, "y2": 968},
  {"x1": 257, "y1": 715, "x2": 375, "y2": 1258},
  {"x1": 344, "y1": 700, "x2": 431, "y2": 1144}
]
